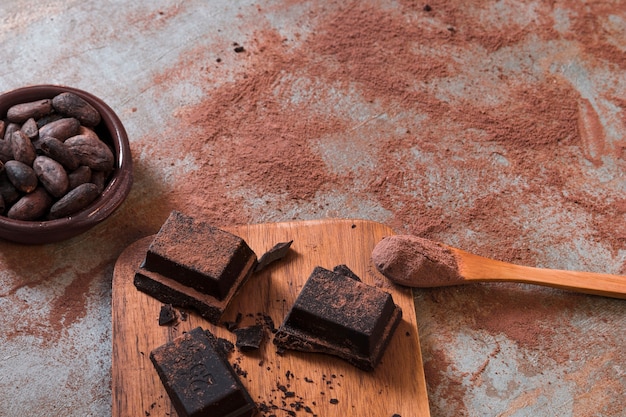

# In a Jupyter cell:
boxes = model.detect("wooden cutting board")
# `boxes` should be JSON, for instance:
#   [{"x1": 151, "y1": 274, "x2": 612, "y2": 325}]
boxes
[{"x1": 112, "y1": 219, "x2": 430, "y2": 417}]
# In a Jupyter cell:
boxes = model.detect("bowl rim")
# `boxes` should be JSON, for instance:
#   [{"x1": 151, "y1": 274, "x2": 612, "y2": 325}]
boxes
[{"x1": 0, "y1": 84, "x2": 133, "y2": 244}]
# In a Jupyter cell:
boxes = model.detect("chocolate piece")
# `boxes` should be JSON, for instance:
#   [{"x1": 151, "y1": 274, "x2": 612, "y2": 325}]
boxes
[
  {"x1": 222, "y1": 312, "x2": 243, "y2": 331},
  {"x1": 332, "y1": 264, "x2": 361, "y2": 281},
  {"x1": 233, "y1": 325, "x2": 265, "y2": 352},
  {"x1": 274, "y1": 266, "x2": 402, "y2": 371},
  {"x1": 255, "y1": 240, "x2": 293, "y2": 272},
  {"x1": 158, "y1": 304, "x2": 177, "y2": 326},
  {"x1": 134, "y1": 211, "x2": 257, "y2": 323},
  {"x1": 216, "y1": 337, "x2": 235, "y2": 356},
  {"x1": 150, "y1": 327, "x2": 256, "y2": 417},
  {"x1": 143, "y1": 211, "x2": 257, "y2": 299}
]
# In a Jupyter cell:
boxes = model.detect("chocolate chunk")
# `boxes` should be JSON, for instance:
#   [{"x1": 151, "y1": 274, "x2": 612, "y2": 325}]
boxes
[
  {"x1": 274, "y1": 266, "x2": 402, "y2": 371},
  {"x1": 216, "y1": 337, "x2": 235, "y2": 356},
  {"x1": 143, "y1": 211, "x2": 257, "y2": 299},
  {"x1": 222, "y1": 312, "x2": 243, "y2": 331},
  {"x1": 255, "y1": 240, "x2": 293, "y2": 272},
  {"x1": 150, "y1": 327, "x2": 256, "y2": 417},
  {"x1": 158, "y1": 304, "x2": 177, "y2": 326},
  {"x1": 233, "y1": 325, "x2": 265, "y2": 352},
  {"x1": 332, "y1": 264, "x2": 361, "y2": 281},
  {"x1": 134, "y1": 211, "x2": 257, "y2": 323}
]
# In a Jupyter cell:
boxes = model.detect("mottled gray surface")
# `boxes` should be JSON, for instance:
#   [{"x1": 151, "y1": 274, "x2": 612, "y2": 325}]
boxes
[{"x1": 1, "y1": 1, "x2": 625, "y2": 416}]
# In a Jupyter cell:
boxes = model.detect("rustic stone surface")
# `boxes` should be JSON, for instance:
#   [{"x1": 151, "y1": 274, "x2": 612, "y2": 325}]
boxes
[{"x1": 1, "y1": 1, "x2": 625, "y2": 416}]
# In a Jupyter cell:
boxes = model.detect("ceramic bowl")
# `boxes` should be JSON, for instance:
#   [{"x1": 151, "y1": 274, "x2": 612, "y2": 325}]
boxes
[{"x1": 0, "y1": 84, "x2": 133, "y2": 244}]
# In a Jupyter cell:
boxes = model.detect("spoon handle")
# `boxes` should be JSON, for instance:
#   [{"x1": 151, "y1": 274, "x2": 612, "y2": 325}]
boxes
[{"x1": 452, "y1": 247, "x2": 626, "y2": 299}]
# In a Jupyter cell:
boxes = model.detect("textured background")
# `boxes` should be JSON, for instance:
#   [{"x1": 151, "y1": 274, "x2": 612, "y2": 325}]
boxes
[{"x1": 1, "y1": 1, "x2": 625, "y2": 416}]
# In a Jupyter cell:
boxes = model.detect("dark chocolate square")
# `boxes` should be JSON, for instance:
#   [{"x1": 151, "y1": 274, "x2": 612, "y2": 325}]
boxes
[
  {"x1": 134, "y1": 211, "x2": 257, "y2": 323},
  {"x1": 274, "y1": 266, "x2": 402, "y2": 371},
  {"x1": 150, "y1": 327, "x2": 256, "y2": 417},
  {"x1": 143, "y1": 211, "x2": 256, "y2": 300}
]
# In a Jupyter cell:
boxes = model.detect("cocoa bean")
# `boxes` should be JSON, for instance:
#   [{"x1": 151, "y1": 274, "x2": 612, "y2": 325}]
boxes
[
  {"x1": 0, "y1": 139, "x2": 12, "y2": 163},
  {"x1": 4, "y1": 123, "x2": 19, "y2": 141},
  {"x1": 65, "y1": 134, "x2": 114, "y2": 172},
  {"x1": 33, "y1": 155, "x2": 69, "y2": 198},
  {"x1": 21, "y1": 117, "x2": 39, "y2": 140},
  {"x1": 49, "y1": 183, "x2": 100, "y2": 219},
  {"x1": 78, "y1": 125, "x2": 100, "y2": 142},
  {"x1": 6, "y1": 99, "x2": 53, "y2": 124},
  {"x1": 52, "y1": 93, "x2": 101, "y2": 127},
  {"x1": 68, "y1": 166, "x2": 92, "y2": 190},
  {"x1": 5, "y1": 160, "x2": 37, "y2": 193},
  {"x1": 0, "y1": 173, "x2": 20, "y2": 205},
  {"x1": 7, "y1": 187, "x2": 53, "y2": 220},
  {"x1": 36, "y1": 113, "x2": 63, "y2": 128},
  {"x1": 40, "y1": 136, "x2": 79, "y2": 171},
  {"x1": 38, "y1": 117, "x2": 80, "y2": 141},
  {"x1": 0, "y1": 120, "x2": 5, "y2": 139},
  {"x1": 10, "y1": 130, "x2": 36, "y2": 165},
  {"x1": 90, "y1": 170, "x2": 109, "y2": 193}
]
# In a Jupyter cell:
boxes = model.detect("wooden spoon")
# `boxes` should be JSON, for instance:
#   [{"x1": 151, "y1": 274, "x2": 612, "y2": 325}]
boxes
[{"x1": 372, "y1": 234, "x2": 626, "y2": 299}]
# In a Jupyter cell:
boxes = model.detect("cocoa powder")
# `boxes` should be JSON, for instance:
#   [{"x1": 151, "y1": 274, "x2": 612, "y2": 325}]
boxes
[{"x1": 124, "y1": 1, "x2": 626, "y2": 415}]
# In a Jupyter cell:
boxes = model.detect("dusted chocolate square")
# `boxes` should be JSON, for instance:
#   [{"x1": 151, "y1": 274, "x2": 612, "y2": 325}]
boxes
[
  {"x1": 274, "y1": 266, "x2": 402, "y2": 371},
  {"x1": 143, "y1": 211, "x2": 256, "y2": 300},
  {"x1": 150, "y1": 327, "x2": 256, "y2": 417},
  {"x1": 134, "y1": 211, "x2": 257, "y2": 323}
]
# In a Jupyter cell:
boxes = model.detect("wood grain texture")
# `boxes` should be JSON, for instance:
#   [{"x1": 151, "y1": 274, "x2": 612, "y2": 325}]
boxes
[
  {"x1": 453, "y1": 247, "x2": 626, "y2": 299},
  {"x1": 112, "y1": 219, "x2": 430, "y2": 417}
]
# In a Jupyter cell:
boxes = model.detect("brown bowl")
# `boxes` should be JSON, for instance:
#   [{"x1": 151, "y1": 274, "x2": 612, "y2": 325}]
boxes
[{"x1": 0, "y1": 85, "x2": 133, "y2": 244}]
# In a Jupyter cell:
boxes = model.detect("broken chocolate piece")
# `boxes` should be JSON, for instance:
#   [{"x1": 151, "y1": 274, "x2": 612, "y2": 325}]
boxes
[
  {"x1": 150, "y1": 327, "x2": 256, "y2": 417},
  {"x1": 222, "y1": 312, "x2": 243, "y2": 331},
  {"x1": 233, "y1": 324, "x2": 265, "y2": 352},
  {"x1": 274, "y1": 266, "x2": 402, "y2": 371},
  {"x1": 332, "y1": 264, "x2": 361, "y2": 281},
  {"x1": 216, "y1": 337, "x2": 235, "y2": 356},
  {"x1": 255, "y1": 240, "x2": 293, "y2": 272},
  {"x1": 158, "y1": 304, "x2": 177, "y2": 326},
  {"x1": 134, "y1": 211, "x2": 257, "y2": 323}
]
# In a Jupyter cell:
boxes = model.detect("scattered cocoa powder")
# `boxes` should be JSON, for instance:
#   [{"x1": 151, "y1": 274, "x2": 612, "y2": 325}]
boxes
[
  {"x1": 4, "y1": 1, "x2": 624, "y2": 416},
  {"x1": 127, "y1": 1, "x2": 626, "y2": 414}
]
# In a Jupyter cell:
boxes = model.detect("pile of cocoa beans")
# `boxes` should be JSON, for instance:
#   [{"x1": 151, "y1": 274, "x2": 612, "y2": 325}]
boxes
[{"x1": 0, "y1": 92, "x2": 115, "y2": 221}]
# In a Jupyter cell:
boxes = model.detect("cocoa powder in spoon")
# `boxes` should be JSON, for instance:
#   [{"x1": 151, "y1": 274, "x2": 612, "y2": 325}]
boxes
[{"x1": 372, "y1": 235, "x2": 463, "y2": 287}]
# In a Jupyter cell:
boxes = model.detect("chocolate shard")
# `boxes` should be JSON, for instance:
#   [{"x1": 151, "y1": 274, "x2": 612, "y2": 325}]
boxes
[
  {"x1": 158, "y1": 304, "x2": 177, "y2": 326},
  {"x1": 274, "y1": 266, "x2": 402, "y2": 371},
  {"x1": 233, "y1": 324, "x2": 265, "y2": 352},
  {"x1": 150, "y1": 327, "x2": 256, "y2": 417},
  {"x1": 254, "y1": 240, "x2": 293, "y2": 272},
  {"x1": 134, "y1": 211, "x2": 257, "y2": 324}
]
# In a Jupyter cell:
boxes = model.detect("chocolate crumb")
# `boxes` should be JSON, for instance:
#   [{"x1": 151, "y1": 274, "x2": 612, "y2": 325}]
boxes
[
  {"x1": 329, "y1": 398, "x2": 339, "y2": 404},
  {"x1": 216, "y1": 337, "x2": 235, "y2": 355},
  {"x1": 234, "y1": 324, "x2": 265, "y2": 351},
  {"x1": 223, "y1": 312, "x2": 243, "y2": 331},
  {"x1": 157, "y1": 304, "x2": 177, "y2": 326}
]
